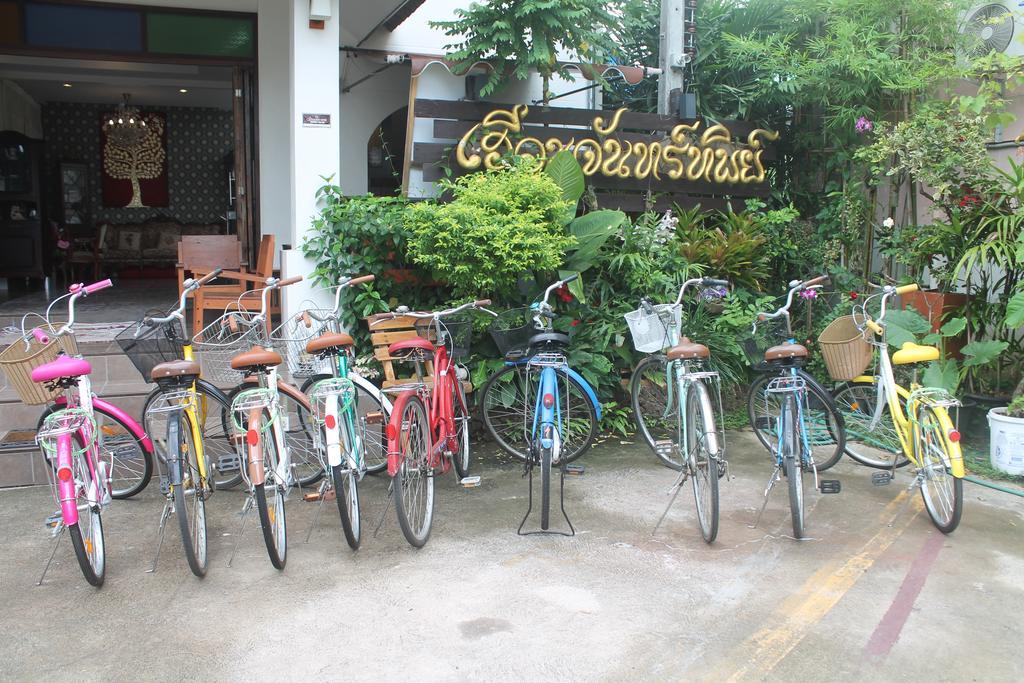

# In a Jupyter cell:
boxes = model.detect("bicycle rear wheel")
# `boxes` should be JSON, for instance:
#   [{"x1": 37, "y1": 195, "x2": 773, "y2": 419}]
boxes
[
  {"x1": 253, "y1": 410, "x2": 287, "y2": 569},
  {"x1": 832, "y1": 381, "x2": 911, "y2": 469},
  {"x1": 302, "y1": 375, "x2": 389, "y2": 475},
  {"x1": 332, "y1": 457, "x2": 361, "y2": 550},
  {"x1": 392, "y1": 396, "x2": 434, "y2": 547},
  {"x1": 64, "y1": 439, "x2": 105, "y2": 586},
  {"x1": 782, "y1": 397, "x2": 805, "y2": 539},
  {"x1": 169, "y1": 412, "x2": 208, "y2": 577},
  {"x1": 480, "y1": 364, "x2": 598, "y2": 463},
  {"x1": 540, "y1": 445, "x2": 552, "y2": 531},
  {"x1": 686, "y1": 381, "x2": 719, "y2": 543},
  {"x1": 41, "y1": 403, "x2": 152, "y2": 499},
  {"x1": 916, "y1": 404, "x2": 963, "y2": 533},
  {"x1": 748, "y1": 369, "x2": 845, "y2": 471},
  {"x1": 630, "y1": 354, "x2": 681, "y2": 470},
  {"x1": 144, "y1": 380, "x2": 237, "y2": 490}
]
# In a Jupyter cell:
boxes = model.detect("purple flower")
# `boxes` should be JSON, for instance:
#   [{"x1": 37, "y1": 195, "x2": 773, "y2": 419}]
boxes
[
  {"x1": 799, "y1": 289, "x2": 819, "y2": 300},
  {"x1": 855, "y1": 116, "x2": 874, "y2": 134},
  {"x1": 699, "y1": 285, "x2": 728, "y2": 301}
]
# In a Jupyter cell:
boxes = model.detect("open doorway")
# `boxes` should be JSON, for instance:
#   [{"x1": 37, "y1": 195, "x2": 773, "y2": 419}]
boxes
[
  {"x1": 367, "y1": 106, "x2": 407, "y2": 196},
  {"x1": 0, "y1": 54, "x2": 254, "y2": 326}
]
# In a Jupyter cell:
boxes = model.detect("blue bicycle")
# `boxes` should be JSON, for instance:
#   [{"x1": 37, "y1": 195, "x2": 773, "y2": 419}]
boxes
[{"x1": 480, "y1": 276, "x2": 602, "y2": 534}]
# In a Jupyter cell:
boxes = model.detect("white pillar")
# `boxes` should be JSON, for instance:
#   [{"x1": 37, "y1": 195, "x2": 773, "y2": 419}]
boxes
[
  {"x1": 257, "y1": 0, "x2": 292, "y2": 265},
  {"x1": 280, "y1": 0, "x2": 341, "y2": 315}
]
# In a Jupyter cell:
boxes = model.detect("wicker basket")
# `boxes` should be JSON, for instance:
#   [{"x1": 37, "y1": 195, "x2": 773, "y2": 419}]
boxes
[
  {"x1": 818, "y1": 315, "x2": 872, "y2": 381},
  {"x1": 0, "y1": 329, "x2": 79, "y2": 405}
]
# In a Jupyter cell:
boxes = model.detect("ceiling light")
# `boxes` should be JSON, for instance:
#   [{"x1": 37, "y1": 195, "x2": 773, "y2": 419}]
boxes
[
  {"x1": 62, "y1": 82, "x2": 72, "y2": 88},
  {"x1": 179, "y1": 88, "x2": 188, "y2": 93}
]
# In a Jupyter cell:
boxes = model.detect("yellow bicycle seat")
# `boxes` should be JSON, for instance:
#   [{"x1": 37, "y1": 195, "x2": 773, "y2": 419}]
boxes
[{"x1": 892, "y1": 342, "x2": 940, "y2": 365}]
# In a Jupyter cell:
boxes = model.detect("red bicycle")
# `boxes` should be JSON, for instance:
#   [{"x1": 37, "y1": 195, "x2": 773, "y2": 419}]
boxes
[{"x1": 373, "y1": 299, "x2": 492, "y2": 547}]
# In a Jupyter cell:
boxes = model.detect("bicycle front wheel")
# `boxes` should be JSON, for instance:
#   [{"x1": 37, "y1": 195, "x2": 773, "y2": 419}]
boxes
[
  {"x1": 686, "y1": 381, "x2": 719, "y2": 543},
  {"x1": 782, "y1": 397, "x2": 805, "y2": 539},
  {"x1": 748, "y1": 370, "x2": 845, "y2": 471},
  {"x1": 916, "y1": 404, "x2": 963, "y2": 533},
  {"x1": 332, "y1": 463, "x2": 360, "y2": 550},
  {"x1": 393, "y1": 396, "x2": 434, "y2": 548},
  {"x1": 480, "y1": 364, "x2": 598, "y2": 463},
  {"x1": 253, "y1": 409, "x2": 287, "y2": 569},
  {"x1": 630, "y1": 354, "x2": 682, "y2": 470},
  {"x1": 832, "y1": 380, "x2": 910, "y2": 469},
  {"x1": 451, "y1": 379, "x2": 471, "y2": 479},
  {"x1": 169, "y1": 412, "x2": 208, "y2": 577}
]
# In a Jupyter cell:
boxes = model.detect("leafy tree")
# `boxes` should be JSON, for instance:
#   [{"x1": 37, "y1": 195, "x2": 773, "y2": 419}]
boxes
[{"x1": 431, "y1": 0, "x2": 617, "y2": 104}]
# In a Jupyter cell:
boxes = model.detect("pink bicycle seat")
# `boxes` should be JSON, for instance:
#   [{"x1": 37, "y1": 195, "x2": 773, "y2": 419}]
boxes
[
  {"x1": 388, "y1": 337, "x2": 434, "y2": 355},
  {"x1": 31, "y1": 355, "x2": 92, "y2": 383}
]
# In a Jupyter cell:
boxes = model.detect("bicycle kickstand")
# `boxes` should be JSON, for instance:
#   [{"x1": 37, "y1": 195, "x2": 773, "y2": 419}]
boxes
[
  {"x1": 146, "y1": 500, "x2": 174, "y2": 573},
  {"x1": 227, "y1": 495, "x2": 254, "y2": 567},
  {"x1": 37, "y1": 520, "x2": 65, "y2": 586},
  {"x1": 888, "y1": 477, "x2": 922, "y2": 527},
  {"x1": 751, "y1": 467, "x2": 781, "y2": 529},
  {"x1": 372, "y1": 482, "x2": 394, "y2": 539},
  {"x1": 305, "y1": 479, "x2": 330, "y2": 544},
  {"x1": 652, "y1": 468, "x2": 688, "y2": 536}
]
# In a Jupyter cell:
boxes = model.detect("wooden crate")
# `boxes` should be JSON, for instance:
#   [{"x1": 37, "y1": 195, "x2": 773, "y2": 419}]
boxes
[{"x1": 365, "y1": 314, "x2": 472, "y2": 393}]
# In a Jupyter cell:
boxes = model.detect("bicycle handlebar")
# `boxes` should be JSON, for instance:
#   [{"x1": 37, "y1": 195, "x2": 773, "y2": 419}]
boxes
[
  {"x1": 369, "y1": 298, "x2": 492, "y2": 327},
  {"x1": 855, "y1": 281, "x2": 920, "y2": 336},
  {"x1": 196, "y1": 268, "x2": 223, "y2": 286}
]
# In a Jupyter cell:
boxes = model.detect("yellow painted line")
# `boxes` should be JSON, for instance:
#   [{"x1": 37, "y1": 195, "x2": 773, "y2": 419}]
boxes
[{"x1": 704, "y1": 491, "x2": 922, "y2": 682}]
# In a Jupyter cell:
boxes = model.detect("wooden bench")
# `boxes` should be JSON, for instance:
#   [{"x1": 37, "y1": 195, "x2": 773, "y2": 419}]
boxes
[{"x1": 366, "y1": 314, "x2": 472, "y2": 393}]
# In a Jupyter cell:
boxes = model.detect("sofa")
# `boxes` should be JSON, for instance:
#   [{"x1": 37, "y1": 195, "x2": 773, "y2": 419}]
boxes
[{"x1": 98, "y1": 217, "x2": 222, "y2": 270}]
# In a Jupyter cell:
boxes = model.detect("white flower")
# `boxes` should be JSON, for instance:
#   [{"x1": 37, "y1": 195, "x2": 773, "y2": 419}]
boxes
[{"x1": 882, "y1": 217, "x2": 895, "y2": 228}]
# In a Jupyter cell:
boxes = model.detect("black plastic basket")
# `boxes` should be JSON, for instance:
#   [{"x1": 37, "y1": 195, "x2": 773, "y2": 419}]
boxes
[
  {"x1": 489, "y1": 307, "x2": 537, "y2": 356},
  {"x1": 415, "y1": 316, "x2": 474, "y2": 359},
  {"x1": 742, "y1": 316, "x2": 792, "y2": 366},
  {"x1": 116, "y1": 314, "x2": 187, "y2": 381}
]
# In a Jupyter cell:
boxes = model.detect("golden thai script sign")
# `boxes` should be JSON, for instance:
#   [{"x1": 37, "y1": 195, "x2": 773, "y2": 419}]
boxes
[{"x1": 455, "y1": 105, "x2": 779, "y2": 185}]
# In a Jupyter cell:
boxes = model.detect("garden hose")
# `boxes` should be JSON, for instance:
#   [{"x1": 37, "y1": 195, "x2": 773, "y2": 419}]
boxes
[{"x1": 964, "y1": 475, "x2": 1024, "y2": 498}]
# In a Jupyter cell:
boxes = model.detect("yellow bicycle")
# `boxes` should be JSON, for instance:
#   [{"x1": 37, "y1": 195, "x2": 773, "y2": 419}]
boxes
[
  {"x1": 832, "y1": 283, "x2": 964, "y2": 533},
  {"x1": 118, "y1": 270, "x2": 226, "y2": 576}
]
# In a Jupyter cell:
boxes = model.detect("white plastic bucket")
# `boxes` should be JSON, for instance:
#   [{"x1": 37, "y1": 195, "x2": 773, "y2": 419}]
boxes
[{"x1": 988, "y1": 407, "x2": 1024, "y2": 476}]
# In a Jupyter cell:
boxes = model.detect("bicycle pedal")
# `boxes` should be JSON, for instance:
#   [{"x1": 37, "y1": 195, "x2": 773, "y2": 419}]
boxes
[
  {"x1": 460, "y1": 475, "x2": 481, "y2": 488},
  {"x1": 819, "y1": 479, "x2": 841, "y2": 494},
  {"x1": 653, "y1": 439, "x2": 675, "y2": 457},
  {"x1": 217, "y1": 455, "x2": 241, "y2": 473},
  {"x1": 158, "y1": 477, "x2": 170, "y2": 495},
  {"x1": 871, "y1": 472, "x2": 892, "y2": 486},
  {"x1": 755, "y1": 416, "x2": 776, "y2": 431},
  {"x1": 564, "y1": 464, "x2": 585, "y2": 476},
  {"x1": 364, "y1": 411, "x2": 384, "y2": 425},
  {"x1": 44, "y1": 512, "x2": 61, "y2": 528}
]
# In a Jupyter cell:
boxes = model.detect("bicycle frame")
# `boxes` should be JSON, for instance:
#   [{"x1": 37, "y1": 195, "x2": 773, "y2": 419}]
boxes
[
  {"x1": 386, "y1": 341, "x2": 458, "y2": 476},
  {"x1": 849, "y1": 340, "x2": 965, "y2": 478}
]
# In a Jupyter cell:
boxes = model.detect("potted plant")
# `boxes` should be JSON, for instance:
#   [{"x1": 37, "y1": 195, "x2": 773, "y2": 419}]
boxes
[{"x1": 986, "y1": 293, "x2": 1024, "y2": 476}]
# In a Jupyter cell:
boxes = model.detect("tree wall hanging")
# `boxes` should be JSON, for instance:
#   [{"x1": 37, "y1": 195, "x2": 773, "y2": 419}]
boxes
[{"x1": 100, "y1": 95, "x2": 168, "y2": 208}]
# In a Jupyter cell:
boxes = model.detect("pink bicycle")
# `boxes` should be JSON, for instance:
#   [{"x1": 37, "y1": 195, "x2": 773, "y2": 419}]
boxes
[{"x1": 0, "y1": 280, "x2": 154, "y2": 586}]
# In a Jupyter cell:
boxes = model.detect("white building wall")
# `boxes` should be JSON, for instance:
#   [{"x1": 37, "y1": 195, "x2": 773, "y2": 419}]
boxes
[{"x1": 257, "y1": 0, "x2": 292, "y2": 264}]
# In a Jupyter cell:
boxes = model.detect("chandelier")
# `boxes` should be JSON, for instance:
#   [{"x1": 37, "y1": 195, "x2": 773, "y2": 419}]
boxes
[{"x1": 105, "y1": 93, "x2": 148, "y2": 146}]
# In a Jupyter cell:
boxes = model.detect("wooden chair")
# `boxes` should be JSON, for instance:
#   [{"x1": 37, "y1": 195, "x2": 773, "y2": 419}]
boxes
[
  {"x1": 176, "y1": 234, "x2": 243, "y2": 297},
  {"x1": 61, "y1": 223, "x2": 107, "y2": 283},
  {"x1": 366, "y1": 313, "x2": 472, "y2": 393},
  {"x1": 182, "y1": 234, "x2": 277, "y2": 335}
]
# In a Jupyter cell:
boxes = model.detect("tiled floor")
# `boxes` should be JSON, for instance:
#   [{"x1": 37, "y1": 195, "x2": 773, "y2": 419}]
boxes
[{"x1": 0, "y1": 278, "x2": 177, "y2": 327}]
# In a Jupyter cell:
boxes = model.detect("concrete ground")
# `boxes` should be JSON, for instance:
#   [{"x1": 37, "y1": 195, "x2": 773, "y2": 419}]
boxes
[{"x1": 1, "y1": 431, "x2": 1022, "y2": 681}]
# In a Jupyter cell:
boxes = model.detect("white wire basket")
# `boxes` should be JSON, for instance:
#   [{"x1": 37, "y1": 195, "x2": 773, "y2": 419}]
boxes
[
  {"x1": 193, "y1": 311, "x2": 268, "y2": 385},
  {"x1": 270, "y1": 308, "x2": 340, "y2": 378},
  {"x1": 624, "y1": 304, "x2": 681, "y2": 353}
]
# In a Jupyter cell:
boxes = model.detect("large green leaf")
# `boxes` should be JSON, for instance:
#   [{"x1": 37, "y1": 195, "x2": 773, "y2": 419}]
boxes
[
  {"x1": 544, "y1": 150, "x2": 584, "y2": 208},
  {"x1": 563, "y1": 210, "x2": 625, "y2": 272},
  {"x1": 1006, "y1": 291, "x2": 1024, "y2": 329},
  {"x1": 961, "y1": 340, "x2": 1009, "y2": 368},
  {"x1": 558, "y1": 269, "x2": 585, "y2": 303},
  {"x1": 884, "y1": 308, "x2": 931, "y2": 349},
  {"x1": 922, "y1": 360, "x2": 960, "y2": 392}
]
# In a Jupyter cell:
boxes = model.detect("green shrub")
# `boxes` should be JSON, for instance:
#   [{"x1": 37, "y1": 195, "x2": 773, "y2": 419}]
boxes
[{"x1": 405, "y1": 159, "x2": 577, "y2": 299}]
